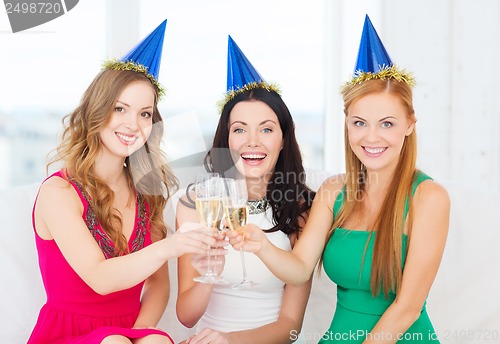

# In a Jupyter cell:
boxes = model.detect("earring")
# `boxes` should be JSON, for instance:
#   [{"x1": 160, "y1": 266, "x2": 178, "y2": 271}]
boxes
[{"x1": 359, "y1": 162, "x2": 366, "y2": 184}]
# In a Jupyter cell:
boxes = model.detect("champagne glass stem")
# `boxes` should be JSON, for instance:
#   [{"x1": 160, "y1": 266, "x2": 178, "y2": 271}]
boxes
[
  {"x1": 232, "y1": 233, "x2": 259, "y2": 289},
  {"x1": 206, "y1": 246, "x2": 213, "y2": 276},
  {"x1": 239, "y1": 247, "x2": 248, "y2": 282}
]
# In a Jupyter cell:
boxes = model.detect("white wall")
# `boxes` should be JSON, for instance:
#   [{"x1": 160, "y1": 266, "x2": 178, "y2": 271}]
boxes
[{"x1": 324, "y1": 0, "x2": 500, "y2": 192}]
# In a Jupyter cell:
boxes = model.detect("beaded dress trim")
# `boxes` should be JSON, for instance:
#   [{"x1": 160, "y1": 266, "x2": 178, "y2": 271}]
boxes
[{"x1": 71, "y1": 180, "x2": 147, "y2": 258}]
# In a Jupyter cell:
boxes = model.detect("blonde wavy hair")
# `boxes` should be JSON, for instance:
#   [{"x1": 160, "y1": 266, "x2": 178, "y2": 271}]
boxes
[
  {"x1": 48, "y1": 69, "x2": 178, "y2": 255},
  {"x1": 323, "y1": 79, "x2": 417, "y2": 298}
]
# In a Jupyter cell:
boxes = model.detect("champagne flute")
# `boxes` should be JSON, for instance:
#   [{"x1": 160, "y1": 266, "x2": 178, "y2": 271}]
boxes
[
  {"x1": 223, "y1": 178, "x2": 259, "y2": 289},
  {"x1": 193, "y1": 173, "x2": 227, "y2": 284}
]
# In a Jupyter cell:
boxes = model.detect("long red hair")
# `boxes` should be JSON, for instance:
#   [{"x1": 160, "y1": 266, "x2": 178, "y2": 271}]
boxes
[{"x1": 322, "y1": 79, "x2": 417, "y2": 297}]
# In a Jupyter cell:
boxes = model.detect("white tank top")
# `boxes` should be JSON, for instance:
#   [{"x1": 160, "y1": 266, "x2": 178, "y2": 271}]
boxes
[{"x1": 196, "y1": 206, "x2": 292, "y2": 332}]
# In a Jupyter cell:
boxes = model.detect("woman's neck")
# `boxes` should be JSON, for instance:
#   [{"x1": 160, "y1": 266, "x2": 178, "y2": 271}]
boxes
[
  {"x1": 364, "y1": 169, "x2": 393, "y2": 195},
  {"x1": 245, "y1": 177, "x2": 268, "y2": 201},
  {"x1": 94, "y1": 161, "x2": 128, "y2": 192}
]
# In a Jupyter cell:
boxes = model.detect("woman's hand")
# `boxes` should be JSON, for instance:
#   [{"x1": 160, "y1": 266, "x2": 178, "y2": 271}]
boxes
[
  {"x1": 191, "y1": 231, "x2": 228, "y2": 276},
  {"x1": 227, "y1": 223, "x2": 269, "y2": 254},
  {"x1": 184, "y1": 328, "x2": 230, "y2": 344},
  {"x1": 163, "y1": 223, "x2": 218, "y2": 258}
]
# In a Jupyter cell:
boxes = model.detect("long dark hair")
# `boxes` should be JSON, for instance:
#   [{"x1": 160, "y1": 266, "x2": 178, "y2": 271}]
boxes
[{"x1": 205, "y1": 88, "x2": 315, "y2": 236}]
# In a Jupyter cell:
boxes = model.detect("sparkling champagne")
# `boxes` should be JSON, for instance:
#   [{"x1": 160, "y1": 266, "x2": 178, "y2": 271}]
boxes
[
  {"x1": 196, "y1": 198, "x2": 222, "y2": 227},
  {"x1": 224, "y1": 205, "x2": 248, "y2": 233}
]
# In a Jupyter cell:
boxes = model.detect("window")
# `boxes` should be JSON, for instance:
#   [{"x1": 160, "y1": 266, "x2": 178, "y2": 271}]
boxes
[
  {"x1": 0, "y1": 0, "x2": 106, "y2": 187},
  {"x1": 0, "y1": 0, "x2": 324, "y2": 188}
]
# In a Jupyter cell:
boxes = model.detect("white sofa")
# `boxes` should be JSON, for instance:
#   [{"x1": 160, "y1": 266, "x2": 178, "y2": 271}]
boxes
[{"x1": 1, "y1": 175, "x2": 499, "y2": 343}]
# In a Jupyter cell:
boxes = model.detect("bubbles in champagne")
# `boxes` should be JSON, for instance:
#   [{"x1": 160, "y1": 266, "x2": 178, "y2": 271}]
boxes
[
  {"x1": 196, "y1": 198, "x2": 222, "y2": 227},
  {"x1": 224, "y1": 206, "x2": 248, "y2": 233}
]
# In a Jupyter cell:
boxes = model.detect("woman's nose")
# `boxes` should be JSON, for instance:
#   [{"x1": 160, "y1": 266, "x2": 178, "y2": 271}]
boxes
[
  {"x1": 365, "y1": 126, "x2": 380, "y2": 143},
  {"x1": 125, "y1": 114, "x2": 139, "y2": 131},
  {"x1": 246, "y1": 132, "x2": 260, "y2": 147}
]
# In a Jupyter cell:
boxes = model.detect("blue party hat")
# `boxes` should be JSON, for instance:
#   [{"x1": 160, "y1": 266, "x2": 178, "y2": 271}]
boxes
[
  {"x1": 227, "y1": 35, "x2": 265, "y2": 92},
  {"x1": 354, "y1": 15, "x2": 392, "y2": 75},
  {"x1": 342, "y1": 15, "x2": 415, "y2": 91},
  {"x1": 221, "y1": 35, "x2": 280, "y2": 108},
  {"x1": 103, "y1": 20, "x2": 167, "y2": 97}
]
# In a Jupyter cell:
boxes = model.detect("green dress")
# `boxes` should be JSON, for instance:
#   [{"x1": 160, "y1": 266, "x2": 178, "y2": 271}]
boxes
[{"x1": 320, "y1": 172, "x2": 439, "y2": 343}]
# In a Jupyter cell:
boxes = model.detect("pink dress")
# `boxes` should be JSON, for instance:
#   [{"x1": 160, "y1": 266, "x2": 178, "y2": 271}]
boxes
[{"x1": 28, "y1": 171, "x2": 173, "y2": 344}]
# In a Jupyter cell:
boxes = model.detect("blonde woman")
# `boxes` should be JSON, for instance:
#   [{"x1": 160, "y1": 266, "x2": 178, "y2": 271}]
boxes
[{"x1": 28, "y1": 21, "x2": 215, "y2": 344}]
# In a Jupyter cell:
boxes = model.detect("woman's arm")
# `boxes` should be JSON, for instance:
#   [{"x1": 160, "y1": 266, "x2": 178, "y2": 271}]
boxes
[
  {"x1": 176, "y1": 194, "x2": 224, "y2": 328},
  {"x1": 363, "y1": 180, "x2": 450, "y2": 344},
  {"x1": 133, "y1": 231, "x2": 171, "y2": 328},
  {"x1": 229, "y1": 175, "x2": 343, "y2": 285},
  {"x1": 35, "y1": 177, "x2": 216, "y2": 295}
]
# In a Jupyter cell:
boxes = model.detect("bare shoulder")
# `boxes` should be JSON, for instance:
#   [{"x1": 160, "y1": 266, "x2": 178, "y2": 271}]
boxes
[
  {"x1": 414, "y1": 179, "x2": 450, "y2": 208},
  {"x1": 315, "y1": 173, "x2": 346, "y2": 203},
  {"x1": 176, "y1": 192, "x2": 195, "y2": 212},
  {"x1": 175, "y1": 190, "x2": 197, "y2": 230},
  {"x1": 35, "y1": 176, "x2": 83, "y2": 239},
  {"x1": 37, "y1": 176, "x2": 81, "y2": 212},
  {"x1": 321, "y1": 173, "x2": 345, "y2": 191},
  {"x1": 412, "y1": 179, "x2": 450, "y2": 236}
]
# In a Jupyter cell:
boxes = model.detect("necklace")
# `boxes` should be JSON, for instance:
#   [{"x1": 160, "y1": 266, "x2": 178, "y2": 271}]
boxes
[{"x1": 247, "y1": 196, "x2": 269, "y2": 215}]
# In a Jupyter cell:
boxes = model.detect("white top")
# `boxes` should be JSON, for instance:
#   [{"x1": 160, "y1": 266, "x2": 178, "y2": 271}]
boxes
[{"x1": 196, "y1": 206, "x2": 292, "y2": 332}]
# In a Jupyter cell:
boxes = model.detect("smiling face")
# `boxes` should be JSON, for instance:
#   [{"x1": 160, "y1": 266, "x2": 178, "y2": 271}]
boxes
[
  {"x1": 346, "y1": 91, "x2": 415, "y2": 175},
  {"x1": 98, "y1": 80, "x2": 155, "y2": 163},
  {"x1": 228, "y1": 100, "x2": 284, "y2": 185}
]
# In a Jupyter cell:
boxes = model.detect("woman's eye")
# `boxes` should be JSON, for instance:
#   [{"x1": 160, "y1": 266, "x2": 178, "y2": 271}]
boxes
[
  {"x1": 262, "y1": 128, "x2": 272, "y2": 133},
  {"x1": 233, "y1": 128, "x2": 244, "y2": 133},
  {"x1": 141, "y1": 112, "x2": 152, "y2": 118},
  {"x1": 381, "y1": 121, "x2": 393, "y2": 128},
  {"x1": 115, "y1": 107, "x2": 125, "y2": 113},
  {"x1": 354, "y1": 120, "x2": 365, "y2": 127}
]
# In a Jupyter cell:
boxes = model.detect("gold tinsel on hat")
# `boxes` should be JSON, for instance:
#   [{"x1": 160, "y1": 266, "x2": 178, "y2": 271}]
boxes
[
  {"x1": 102, "y1": 59, "x2": 166, "y2": 99},
  {"x1": 341, "y1": 64, "x2": 415, "y2": 93},
  {"x1": 217, "y1": 81, "x2": 281, "y2": 112}
]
